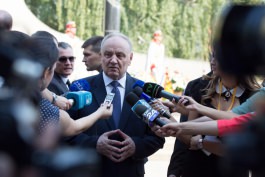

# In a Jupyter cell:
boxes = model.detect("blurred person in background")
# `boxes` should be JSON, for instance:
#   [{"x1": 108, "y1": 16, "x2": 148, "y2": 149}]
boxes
[
  {"x1": 0, "y1": 10, "x2": 12, "y2": 31},
  {"x1": 32, "y1": 31, "x2": 73, "y2": 111},
  {"x1": 145, "y1": 30, "x2": 165, "y2": 85},
  {"x1": 65, "y1": 21, "x2": 77, "y2": 39}
]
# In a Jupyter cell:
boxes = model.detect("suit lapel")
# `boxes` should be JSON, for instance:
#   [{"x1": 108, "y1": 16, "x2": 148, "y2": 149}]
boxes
[
  {"x1": 54, "y1": 72, "x2": 68, "y2": 92},
  {"x1": 119, "y1": 74, "x2": 135, "y2": 130}
]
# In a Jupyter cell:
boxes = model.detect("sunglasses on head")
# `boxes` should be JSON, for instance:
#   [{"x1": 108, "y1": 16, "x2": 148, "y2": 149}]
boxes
[{"x1": 58, "y1": 56, "x2": 75, "y2": 62}]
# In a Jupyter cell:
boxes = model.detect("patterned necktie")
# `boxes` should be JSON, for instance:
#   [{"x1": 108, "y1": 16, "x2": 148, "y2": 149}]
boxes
[{"x1": 111, "y1": 81, "x2": 121, "y2": 127}]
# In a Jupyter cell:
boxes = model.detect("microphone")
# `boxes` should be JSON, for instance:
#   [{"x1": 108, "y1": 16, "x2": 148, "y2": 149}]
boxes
[
  {"x1": 142, "y1": 82, "x2": 188, "y2": 105},
  {"x1": 133, "y1": 86, "x2": 171, "y2": 119},
  {"x1": 134, "y1": 104, "x2": 166, "y2": 127},
  {"x1": 125, "y1": 92, "x2": 151, "y2": 112},
  {"x1": 65, "y1": 91, "x2": 92, "y2": 110},
  {"x1": 69, "y1": 79, "x2": 90, "y2": 91},
  {"x1": 132, "y1": 80, "x2": 145, "y2": 89},
  {"x1": 125, "y1": 92, "x2": 166, "y2": 126},
  {"x1": 133, "y1": 86, "x2": 153, "y2": 102}
]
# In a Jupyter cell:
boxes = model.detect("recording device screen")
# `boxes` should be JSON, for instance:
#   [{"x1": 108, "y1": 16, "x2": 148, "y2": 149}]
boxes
[{"x1": 104, "y1": 92, "x2": 115, "y2": 108}]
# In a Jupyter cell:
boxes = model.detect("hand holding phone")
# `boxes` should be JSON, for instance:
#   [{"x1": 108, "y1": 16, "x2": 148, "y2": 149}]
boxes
[{"x1": 104, "y1": 93, "x2": 115, "y2": 108}]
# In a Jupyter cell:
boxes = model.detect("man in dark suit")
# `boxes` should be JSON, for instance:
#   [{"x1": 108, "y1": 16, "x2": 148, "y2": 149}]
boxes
[
  {"x1": 67, "y1": 32, "x2": 165, "y2": 177},
  {"x1": 48, "y1": 42, "x2": 75, "y2": 95}
]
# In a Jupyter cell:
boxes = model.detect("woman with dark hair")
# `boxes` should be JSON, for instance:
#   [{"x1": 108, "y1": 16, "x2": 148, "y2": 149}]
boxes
[
  {"x1": 27, "y1": 35, "x2": 113, "y2": 137},
  {"x1": 31, "y1": 30, "x2": 73, "y2": 111},
  {"x1": 152, "y1": 50, "x2": 260, "y2": 177}
]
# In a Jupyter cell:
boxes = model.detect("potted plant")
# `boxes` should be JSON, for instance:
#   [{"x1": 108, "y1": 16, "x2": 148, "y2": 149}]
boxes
[{"x1": 174, "y1": 86, "x2": 184, "y2": 96}]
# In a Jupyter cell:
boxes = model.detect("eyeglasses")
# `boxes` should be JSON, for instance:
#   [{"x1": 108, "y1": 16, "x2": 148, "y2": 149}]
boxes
[{"x1": 58, "y1": 56, "x2": 76, "y2": 62}]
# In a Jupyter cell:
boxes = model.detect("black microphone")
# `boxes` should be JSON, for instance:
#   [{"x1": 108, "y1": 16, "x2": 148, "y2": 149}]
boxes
[
  {"x1": 142, "y1": 82, "x2": 188, "y2": 105},
  {"x1": 134, "y1": 104, "x2": 166, "y2": 127},
  {"x1": 125, "y1": 92, "x2": 165, "y2": 126},
  {"x1": 125, "y1": 92, "x2": 152, "y2": 111},
  {"x1": 133, "y1": 86, "x2": 171, "y2": 119}
]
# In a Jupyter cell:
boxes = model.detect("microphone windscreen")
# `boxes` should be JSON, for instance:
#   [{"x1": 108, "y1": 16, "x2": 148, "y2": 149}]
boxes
[
  {"x1": 133, "y1": 80, "x2": 145, "y2": 88},
  {"x1": 133, "y1": 86, "x2": 143, "y2": 97},
  {"x1": 142, "y1": 82, "x2": 163, "y2": 98},
  {"x1": 69, "y1": 79, "x2": 90, "y2": 91},
  {"x1": 134, "y1": 104, "x2": 148, "y2": 116},
  {"x1": 125, "y1": 92, "x2": 140, "y2": 107}
]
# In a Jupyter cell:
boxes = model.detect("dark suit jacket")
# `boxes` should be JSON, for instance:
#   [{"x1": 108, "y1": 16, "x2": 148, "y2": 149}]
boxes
[
  {"x1": 67, "y1": 72, "x2": 165, "y2": 177},
  {"x1": 167, "y1": 75, "x2": 210, "y2": 177},
  {"x1": 48, "y1": 72, "x2": 69, "y2": 95}
]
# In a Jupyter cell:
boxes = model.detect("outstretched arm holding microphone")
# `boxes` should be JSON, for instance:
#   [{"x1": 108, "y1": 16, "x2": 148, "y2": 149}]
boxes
[
  {"x1": 42, "y1": 88, "x2": 73, "y2": 110},
  {"x1": 177, "y1": 95, "x2": 239, "y2": 120}
]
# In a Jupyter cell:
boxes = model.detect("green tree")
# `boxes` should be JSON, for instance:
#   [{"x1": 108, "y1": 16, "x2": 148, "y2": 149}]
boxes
[{"x1": 24, "y1": 0, "x2": 264, "y2": 60}]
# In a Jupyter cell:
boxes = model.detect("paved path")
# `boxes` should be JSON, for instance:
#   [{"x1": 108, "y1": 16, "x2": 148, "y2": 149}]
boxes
[
  {"x1": 145, "y1": 113, "x2": 180, "y2": 177},
  {"x1": 145, "y1": 137, "x2": 176, "y2": 177}
]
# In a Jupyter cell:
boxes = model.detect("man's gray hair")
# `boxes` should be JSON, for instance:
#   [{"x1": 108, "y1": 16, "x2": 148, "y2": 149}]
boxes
[
  {"x1": 101, "y1": 32, "x2": 133, "y2": 52},
  {"x1": 58, "y1": 41, "x2": 72, "y2": 49}
]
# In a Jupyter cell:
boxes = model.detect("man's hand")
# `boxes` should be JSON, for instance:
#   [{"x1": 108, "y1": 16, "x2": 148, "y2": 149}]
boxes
[
  {"x1": 96, "y1": 130, "x2": 123, "y2": 162},
  {"x1": 116, "y1": 130, "x2": 136, "y2": 162}
]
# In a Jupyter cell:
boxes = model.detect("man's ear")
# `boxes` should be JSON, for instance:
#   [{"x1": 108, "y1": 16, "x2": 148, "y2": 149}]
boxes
[{"x1": 129, "y1": 52, "x2": 133, "y2": 65}]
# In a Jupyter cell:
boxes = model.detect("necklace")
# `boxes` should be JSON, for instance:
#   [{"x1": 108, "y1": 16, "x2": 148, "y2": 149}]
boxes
[{"x1": 217, "y1": 81, "x2": 237, "y2": 111}]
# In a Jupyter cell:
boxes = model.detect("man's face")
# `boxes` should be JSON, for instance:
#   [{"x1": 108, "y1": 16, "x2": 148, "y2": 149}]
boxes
[
  {"x1": 55, "y1": 47, "x2": 75, "y2": 77},
  {"x1": 82, "y1": 45, "x2": 102, "y2": 72},
  {"x1": 101, "y1": 36, "x2": 132, "y2": 80}
]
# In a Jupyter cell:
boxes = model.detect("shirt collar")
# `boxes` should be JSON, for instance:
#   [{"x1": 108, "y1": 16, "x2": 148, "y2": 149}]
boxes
[
  {"x1": 103, "y1": 72, "x2": 126, "y2": 88},
  {"x1": 60, "y1": 76, "x2": 69, "y2": 84},
  {"x1": 215, "y1": 80, "x2": 245, "y2": 97}
]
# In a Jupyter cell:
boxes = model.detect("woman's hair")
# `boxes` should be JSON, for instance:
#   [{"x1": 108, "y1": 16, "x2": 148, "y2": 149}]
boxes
[
  {"x1": 201, "y1": 74, "x2": 260, "y2": 104},
  {"x1": 31, "y1": 30, "x2": 58, "y2": 43},
  {"x1": 201, "y1": 52, "x2": 261, "y2": 105},
  {"x1": 25, "y1": 35, "x2": 59, "y2": 70}
]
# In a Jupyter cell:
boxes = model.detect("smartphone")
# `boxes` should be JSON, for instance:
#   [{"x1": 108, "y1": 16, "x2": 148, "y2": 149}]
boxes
[{"x1": 103, "y1": 92, "x2": 115, "y2": 108}]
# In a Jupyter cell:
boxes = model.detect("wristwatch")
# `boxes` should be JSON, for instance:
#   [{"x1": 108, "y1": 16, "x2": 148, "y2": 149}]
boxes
[
  {"x1": 197, "y1": 138, "x2": 204, "y2": 149},
  {"x1": 51, "y1": 92, "x2": 58, "y2": 104}
]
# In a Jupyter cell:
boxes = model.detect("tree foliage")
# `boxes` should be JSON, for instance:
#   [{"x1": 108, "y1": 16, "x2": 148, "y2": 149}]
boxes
[{"x1": 25, "y1": 0, "x2": 265, "y2": 60}]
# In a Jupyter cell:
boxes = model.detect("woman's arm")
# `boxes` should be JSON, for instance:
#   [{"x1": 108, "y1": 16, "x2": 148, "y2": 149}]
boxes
[
  {"x1": 42, "y1": 88, "x2": 72, "y2": 110},
  {"x1": 189, "y1": 116, "x2": 213, "y2": 122},
  {"x1": 160, "y1": 121, "x2": 219, "y2": 137},
  {"x1": 59, "y1": 104, "x2": 113, "y2": 136},
  {"x1": 179, "y1": 96, "x2": 239, "y2": 120}
]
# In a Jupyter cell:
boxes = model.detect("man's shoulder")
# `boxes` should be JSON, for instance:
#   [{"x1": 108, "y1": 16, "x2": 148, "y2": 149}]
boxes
[
  {"x1": 49, "y1": 76, "x2": 61, "y2": 87},
  {"x1": 126, "y1": 74, "x2": 140, "y2": 86},
  {"x1": 74, "y1": 74, "x2": 100, "y2": 82},
  {"x1": 186, "y1": 76, "x2": 208, "y2": 89},
  {"x1": 70, "y1": 74, "x2": 102, "y2": 91}
]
